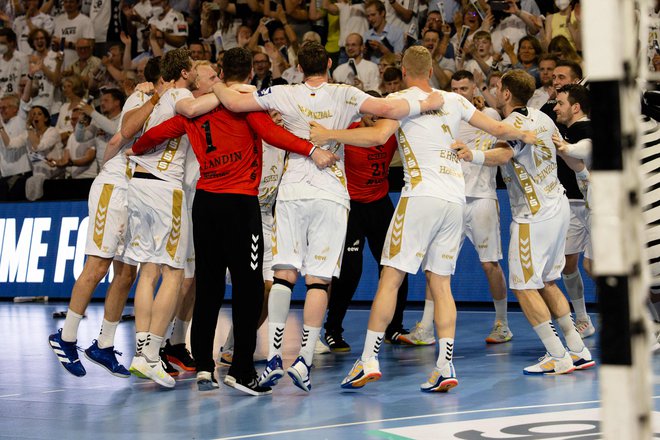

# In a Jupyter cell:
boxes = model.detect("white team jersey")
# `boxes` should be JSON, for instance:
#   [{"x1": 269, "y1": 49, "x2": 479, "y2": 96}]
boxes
[
  {"x1": 149, "y1": 9, "x2": 188, "y2": 52},
  {"x1": 97, "y1": 90, "x2": 149, "y2": 185},
  {"x1": 0, "y1": 52, "x2": 27, "y2": 96},
  {"x1": 499, "y1": 107, "x2": 566, "y2": 223},
  {"x1": 183, "y1": 144, "x2": 199, "y2": 195},
  {"x1": 54, "y1": 13, "x2": 95, "y2": 67},
  {"x1": 14, "y1": 13, "x2": 54, "y2": 53},
  {"x1": 130, "y1": 87, "x2": 193, "y2": 184},
  {"x1": 253, "y1": 82, "x2": 370, "y2": 208},
  {"x1": 31, "y1": 51, "x2": 59, "y2": 113},
  {"x1": 459, "y1": 106, "x2": 500, "y2": 199},
  {"x1": 393, "y1": 88, "x2": 476, "y2": 204},
  {"x1": 89, "y1": 0, "x2": 111, "y2": 42},
  {"x1": 259, "y1": 142, "x2": 286, "y2": 214}
]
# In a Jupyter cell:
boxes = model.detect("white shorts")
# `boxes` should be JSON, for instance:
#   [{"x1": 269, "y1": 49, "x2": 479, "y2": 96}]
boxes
[
  {"x1": 262, "y1": 210, "x2": 274, "y2": 282},
  {"x1": 565, "y1": 200, "x2": 591, "y2": 256},
  {"x1": 461, "y1": 197, "x2": 503, "y2": 262},
  {"x1": 84, "y1": 179, "x2": 129, "y2": 261},
  {"x1": 381, "y1": 196, "x2": 464, "y2": 276},
  {"x1": 508, "y1": 197, "x2": 570, "y2": 290},
  {"x1": 124, "y1": 177, "x2": 189, "y2": 269},
  {"x1": 272, "y1": 199, "x2": 348, "y2": 279},
  {"x1": 184, "y1": 189, "x2": 195, "y2": 278}
]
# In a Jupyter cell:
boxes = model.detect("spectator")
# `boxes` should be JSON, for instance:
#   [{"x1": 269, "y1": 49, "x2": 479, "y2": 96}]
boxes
[
  {"x1": 54, "y1": 74, "x2": 85, "y2": 144},
  {"x1": 332, "y1": 33, "x2": 380, "y2": 91},
  {"x1": 189, "y1": 41, "x2": 205, "y2": 60},
  {"x1": 504, "y1": 35, "x2": 543, "y2": 86},
  {"x1": 323, "y1": 0, "x2": 369, "y2": 64},
  {"x1": 53, "y1": 0, "x2": 95, "y2": 68},
  {"x1": 384, "y1": 0, "x2": 419, "y2": 40},
  {"x1": 527, "y1": 54, "x2": 558, "y2": 109},
  {"x1": 450, "y1": 3, "x2": 485, "y2": 51},
  {"x1": 363, "y1": 0, "x2": 404, "y2": 64},
  {"x1": 381, "y1": 66, "x2": 402, "y2": 95},
  {"x1": 547, "y1": 34, "x2": 581, "y2": 63},
  {"x1": 89, "y1": 0, "x2": 123, "y2": 56},
  {"x1": 488, "y1": 0, "x2": 542, "y2": 54},
  {"x1": 270, "y1": 7, "x2": 300, "y2": 68},
  {"x1": 90, "y1": 42, "x2": 125, "y2": 91},
  {"x1": 121, "y1": 0, "x2": 155, "y2": 57},
  {"x1": 26, "y1": 28, "x2": 63, "y2": 114},
  {"x1": 201, "y1": 0, "x2": 243, "y2": 52},
  {"x1": 148, "y1": 0, "x2": 189, "y2": 51},
  {"x1": 543, "y1": 0, "x2": 580, "y2": 51},
  {"x1": 250, "y1": 51, "x2": 287, "y2": 91},
  {"x1": 0, "y1": 94, "x2": 31, "y2": 201},
  {"x1": 13, "y1": 0, "x2": 55, "y2": 54},
  {"x1": 62, "y1": 38, "x2": 101, "y2": 90},
  {"x1": 421, "y1": 28, "x2": 454, "y2": 90},
  {"x1": 460, "y1": 30, "x2": 511, "y2": 78},
  {"x1": 0, "y1": 28, "x2": 28, "y2": 97},
  {"x1": 51, "y1": 107, "x2": 98, "y2": 178}
]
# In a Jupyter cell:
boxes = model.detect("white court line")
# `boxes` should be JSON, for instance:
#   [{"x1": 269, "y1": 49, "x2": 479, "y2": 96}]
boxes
[
  {"x1": 42, "y1": 389, "x2": 64, "y2": 394},
  {"x1": 0, "y1": 394, "x2": 20, "y2": 398},
  {"x1": 217, "y1": 397, "x2": 658, "y2": 440},
  {"x1": 485, "y1": 353, "x2": 509, "y2": 357}
]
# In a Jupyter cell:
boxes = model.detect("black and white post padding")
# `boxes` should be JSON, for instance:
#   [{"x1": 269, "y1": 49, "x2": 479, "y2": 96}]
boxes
[{"x1": 583, "y1": 0, "x2": 652, "y2": 438}]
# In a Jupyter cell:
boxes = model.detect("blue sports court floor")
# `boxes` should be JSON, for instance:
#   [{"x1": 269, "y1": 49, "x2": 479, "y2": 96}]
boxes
[{"x1": 1, "y1": 302, "x2": 659, "y2": 439}]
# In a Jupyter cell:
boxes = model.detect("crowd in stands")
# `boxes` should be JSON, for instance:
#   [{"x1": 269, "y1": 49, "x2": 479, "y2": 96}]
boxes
[{"x1": 0, "y1": 0, "x2": 597, "y2": 202}]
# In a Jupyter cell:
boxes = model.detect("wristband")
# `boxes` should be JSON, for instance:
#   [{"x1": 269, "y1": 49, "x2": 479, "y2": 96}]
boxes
[
  {"x1": 405, "y1": 97, "x2": 421, "y2": 117},
  {"x1": 575, "y1": 168, "x2": 589, "y2": 180},
  {"x1": 308, "y1": 145, "x2": 317, "y2": 157},
  {"x1": 471, "y1": 149, "x2": 485, "y2": 165},
  {"x1": 150, "y1": 92, "x2": 160, "y2": 105}
]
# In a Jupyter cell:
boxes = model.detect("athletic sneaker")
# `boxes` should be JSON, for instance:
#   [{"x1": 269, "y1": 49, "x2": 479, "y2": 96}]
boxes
[
  {"x1": 131, "y1": 355, "x2": 176, "y2": 388},
  {"x1": 569, "y1": 346, "x2": 596, "y2": 370},
  {"x1": 314, "y1": 336, "x2": 331, "y2": 354},
  {"x1": 48, "y1": 329, "x2": 86, "y2": 377},
  {"x1": 129, "y1": 355, "x2": 148, "y2": 378},
  {"x1": 325, "y1": 332, "x2": 351, "y2": 352},
  {"x1": 485, "y1": 321, "x2": 513, "y2": 344},
  {"x1": 84, "y1": 340, "x2": 130, "y2": 378},
  {"x1": 523, "y1": 351, "x2": 576, "y2": 375},
  {"x1": 396, "y1": 323, "x2": 435, "y2": 346},
  {"x1": 217, "y1": 347, "x2": 233, "y2": 367},
  {"x1": 258, "y1": 354, "x2": 284, "y2": 387},
  {"x1": 575, "y1": 316, "x2": 596, "y2": 339},
  {"x1": 163, "y1": 340, "x2": 196, "y2": 371},
  {"x1": 196, "y1": 371, "x2": 219, "y2": 391},
  {"x1": 224, "y1": 374, "x2": 272, "y2": 396},
  {"x1": 159, "y1": 347, "x2": 179, "y2": 376},
  {"x1": 420, "y1": 361, "x2": 458, "y2": 393},
  {"x1": 287, "y1": 356, "x2": 312, "y2": 392},
  {"x1": 385, "y1": 328, "x2": 411, "y2": 345},
  {"x1": 340, "y1": 357, "x2": 382, "y2": 389}
]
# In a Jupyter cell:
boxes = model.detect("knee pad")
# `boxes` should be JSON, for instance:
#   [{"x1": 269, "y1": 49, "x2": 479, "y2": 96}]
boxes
[
  {"x1": 273, "y1": 277, "x2": 295, "y2": 290},
  {"x1": 306, "y1": 283, "x2": 329, "y2": 292}
]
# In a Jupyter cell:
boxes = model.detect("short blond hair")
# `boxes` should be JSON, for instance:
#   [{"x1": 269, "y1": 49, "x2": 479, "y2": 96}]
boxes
[{"x1": 402, "y1": 46, "x2": 432, "y2": 79}]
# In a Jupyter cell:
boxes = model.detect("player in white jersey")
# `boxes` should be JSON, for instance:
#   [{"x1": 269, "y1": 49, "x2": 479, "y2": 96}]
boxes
[
  {"x1": 310, "y1": 46, "x2": 536, "y2": 392},
  {"x1": 48, "y1": 57, "x2": 172, "y2": 379},
  {"x1": 455, "y1": 70, "x2": 594, "y2": 375},
  {"x1": 212, "y1": 41, "x2": 446, "y2": 392},
  {"x1": 124, "y1": 48, "x2": 220, "y2": 388}
]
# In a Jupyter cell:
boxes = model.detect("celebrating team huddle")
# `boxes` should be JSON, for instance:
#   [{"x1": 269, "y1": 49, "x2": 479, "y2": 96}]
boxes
[{"x1": 48, "y1": 42, "x2": 595, "y2": 396}]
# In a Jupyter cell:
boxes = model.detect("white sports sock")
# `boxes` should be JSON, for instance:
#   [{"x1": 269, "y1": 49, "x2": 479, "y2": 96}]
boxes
[
  {"x1": 135, "y1": 331, "x2": 148, "y2": 355},
  {"x1": 533, "y1": 321, "x2": 566, "y2": 358},
  {"x1": 361, "y1": 330, "x2": 385, "y2": 361},
  {"x1": 267, "y1": 282, "x2": 292, "y2": 359},
  {"x1": 223, "y1": 325, "x2": 234, "y2": 351},
  {"x1": 299, "y1": 325, "x2": 321, "y2": 365},
  {"x1": 142, "y1": 333, "x2": 163, "y2": 362},
  {"x1": 436, "y1": 337, "x2": 455, "y2": 369},
  {"x1": 493, "y1": 298, "x2": 508, "y2": 324},
  {"x1": 162, "y1": 321, "x2": 175, "y2": 347},
  {"x1": 97, "y1": 319, "x2": 119, "y2": 349},
  {"x1": 556, "y1": 314, "x2": 585, "y2": 353},
  {"x1": 170, "y1": 319, "x2": 190, "y2": 346},
  {"x1": 61, "y1": 309, "x2": 84, "y2": 342},
  {"x1": 420, "y1": 299, "x2": 434, "y2": 330},
  {"x1": 563, "y1": 271, "x2": 587, "y2": 320}
]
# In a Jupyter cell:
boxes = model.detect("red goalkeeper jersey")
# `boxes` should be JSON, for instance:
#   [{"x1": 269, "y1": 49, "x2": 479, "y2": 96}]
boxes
[{"x1": 132, "y1": 106, "x2": 313, "y2": 195}]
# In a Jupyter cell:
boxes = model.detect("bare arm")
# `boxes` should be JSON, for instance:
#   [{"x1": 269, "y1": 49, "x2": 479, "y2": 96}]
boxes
[
  {"x1": 359, "y1": 92, "x2": 445, "y2": 121},
  {"x1": 310, "y1": 118, "x2": 399, "y2": 147},
  {"x1": 285, "y1": 0, "x2": 309, "y2": 21},
  {"x1": 454, "y1": 140, "x2": 515, "y2": 166},
  {"x1": 468, "y1": 110, "x2": 536, "y2": 143},
  {"x1": 323, "y1": 0, "x2": 339, "y2": 15},
  {"x1": 103, "y1": 132, "x2": 129, "y2": 163},
  {"x1": 175, "y1": 93, "x2": 220, "y2": 118},
  {"x1": 390, "y1": 0, "x2": 414, "y2": 23},
  {"x1": 212, "y1": 82, "x2": 263, "y2": 112}
]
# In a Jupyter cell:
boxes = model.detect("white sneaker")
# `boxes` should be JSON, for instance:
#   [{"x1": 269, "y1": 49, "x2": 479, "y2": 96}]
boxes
[
  {"x1": 523, "y1": 351, "x2": 575, "y2": 375},
  {"x1": 575, "y1": 316, "x2": 596, "y2": 339},
  {"x1": 420, "y1": 361, "x2": 458, "y2": 392},
  {"x1": 314, "y1": 336, "x2": 330, "y2": 354},
  {"x1": 569, "y1": 346, "x2": 596, "y2": 370},
  {"x1": 287, "y1": 355, "x2": 312, "y2": 392},
  {"x1": 340, "y1": 357, "x2": 382, "y2": 389},
  {"x1": 129, "y1": 355, "x2": 148, "y2": 378},
  {"x1": 396, "y1": 322, "x2": 435, "y2": 346},
  {"x1": 485, "y1": 321, "x2": 513, "y2": 344},
  {"x1": 133, "y1": 355, "x2": 176, "y2": 388}
]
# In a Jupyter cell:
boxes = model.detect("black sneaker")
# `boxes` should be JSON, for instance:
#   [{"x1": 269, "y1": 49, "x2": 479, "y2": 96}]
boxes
[
  {"x1": 163, "y1": 340, "x2": 196, "y2": 371},
  {"x1": 224, "y1": 374, "x2": 273, "y2": 396},
  {"x1": 324, "y1": 332, "x2": 351, "y2": 352},
  {"x1": 385, "y1": 328, "x2": 410, "y2": 345},
  {"x1": 159, "y1": 348, "x2": 179, "y2": 376},
  {"x1": 197, "y1": 371, "x2": 219, "y2": 391}
]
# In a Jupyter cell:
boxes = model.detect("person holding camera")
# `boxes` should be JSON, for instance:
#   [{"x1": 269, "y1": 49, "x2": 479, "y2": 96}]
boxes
[
  {"x1": 332, "y1": 33, "x2": 380, "y2": 91},
  {"x1": 363, "y1": 0, "x2": 404, "y2": 64}
]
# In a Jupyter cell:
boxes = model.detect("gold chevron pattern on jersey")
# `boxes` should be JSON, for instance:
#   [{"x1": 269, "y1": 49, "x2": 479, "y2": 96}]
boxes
[
  {"x1": 93, "y1": 183, "x2": 114, "y2": 249},
  {"x1": 388, "y1": 198, "x2": 408, "y2": 258},
  {"x1": 512, "y1": 160, "x2": 541, "y2": 215},
  {"x1": 513, "y1": 115, "x2": 524, "y2": 129},
  {"x1": 397, "y1": 129, "x2": 422, "y2": 189},
  {"x1": 533, "y1": 140, "x2": 553, "y2": 167},
  {"x1": 518, "y1": 223, "x2": 533, "y2": 282},
  {"x1": 166, "y1": 189, "x2": 183, "y2": 259}
]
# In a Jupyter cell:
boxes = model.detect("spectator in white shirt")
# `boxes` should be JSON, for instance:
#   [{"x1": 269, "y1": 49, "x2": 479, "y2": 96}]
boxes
[
  {"x1": 53, "y1": 0, "x2": 95, "y2": 68},
  {"x1": 333, "y1": 33, "x2": 380, "y2": 91},
  {"x1": 0, "y1": 28, "x2": 28, "y2": 97},
  {"x1": 0, "y1": 94, "x2": 30, "y2": 200},
  {"x1": 13, "y1": 0, "x2": 55, "y2": 54},
  {"x1": 148, "y1": 0, "x2": 188, "y2": 52}
]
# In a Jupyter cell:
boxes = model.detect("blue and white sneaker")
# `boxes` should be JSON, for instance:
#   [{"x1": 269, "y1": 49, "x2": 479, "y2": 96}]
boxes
[
  {"x1": 420, "y1": 361, "x2": 458, "y2": 392},
  {"x1": 84, "y1": 340, "x2": 130, "y2": 378},
  {"x1": 341, "y1": 357, "x2": 381, "y2": 389},
  {"x1": 569, "y1": 347, "x2": 596, "y2": 370},
  {"x1": 48, "y1": 329, "x2": 86, "y2": 377},
  {"x1": 258, "y1": 355, "x2": 284, "y2": 387},
  {"x1": 287, "y1": 355, "x2": 312, "y2": 392}
]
